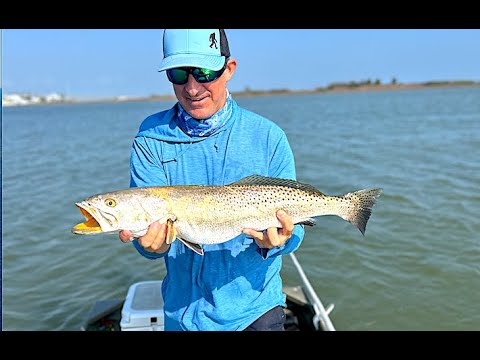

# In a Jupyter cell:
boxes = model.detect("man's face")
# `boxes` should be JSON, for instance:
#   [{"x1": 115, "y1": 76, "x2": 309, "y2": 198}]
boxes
[{"x1": 172, "y1": 59, "x2": 236, "y2": 120}]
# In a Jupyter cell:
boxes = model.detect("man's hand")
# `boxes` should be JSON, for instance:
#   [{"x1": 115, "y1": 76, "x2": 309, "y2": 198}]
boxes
[
  {"x1": 242, "y1": 210, "x2": 294, "y2": 250},
  {"x1": 119, "y1": 221, "x2": 170, "y2": 254}
]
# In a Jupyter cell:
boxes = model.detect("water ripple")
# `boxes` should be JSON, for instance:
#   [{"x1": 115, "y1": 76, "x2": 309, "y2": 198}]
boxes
[{"x1": 3, "y1": 89, "x2": 480, "y2": 330}]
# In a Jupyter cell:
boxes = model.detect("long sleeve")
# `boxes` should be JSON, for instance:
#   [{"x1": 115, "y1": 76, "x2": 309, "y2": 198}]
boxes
[
  {"x1": 256, "y1": 131, "x2": 305, "y2": 259},
  {"x1": 129, "y1": 136, "x2": 168, "y2": 260},
  {"x1": 129, "y1": 136, "x2": 168, "y2": 188}
]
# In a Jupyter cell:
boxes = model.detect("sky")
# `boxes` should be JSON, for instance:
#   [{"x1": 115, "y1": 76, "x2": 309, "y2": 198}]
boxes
[{"x1": 2, "y1": 29, "x2": 480, "y2": 100}]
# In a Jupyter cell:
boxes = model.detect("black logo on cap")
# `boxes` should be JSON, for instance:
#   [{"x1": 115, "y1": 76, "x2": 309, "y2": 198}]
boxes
[{"x1": 209, "y1": 32, "x2": 218, "y2": 49}]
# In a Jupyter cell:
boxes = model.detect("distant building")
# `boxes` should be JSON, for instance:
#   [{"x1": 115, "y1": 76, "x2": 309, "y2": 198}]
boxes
[
  {"x1": 45, "y1": 93, "x2": 64, "y2": 102},
  {"x1": 3, "y1": 94, "x2": 30, "y2": 106},
  {"x1": 2, "y1": 92, "x2": 65, "y2": 106}
]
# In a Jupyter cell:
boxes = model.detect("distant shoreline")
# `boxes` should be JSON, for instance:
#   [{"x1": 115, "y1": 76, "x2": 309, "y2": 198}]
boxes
[
  {"x1": 70, "y1": 81, "x2": 480, "y2": 105},
  {"x1": 5, "y1": 81, "x2": 480, "y2": 107}
]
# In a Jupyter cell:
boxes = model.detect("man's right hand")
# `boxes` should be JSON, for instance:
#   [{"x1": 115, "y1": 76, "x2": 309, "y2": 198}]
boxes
[{"x1": 119, "y1": 221, "x2": 170, "y2": 254}]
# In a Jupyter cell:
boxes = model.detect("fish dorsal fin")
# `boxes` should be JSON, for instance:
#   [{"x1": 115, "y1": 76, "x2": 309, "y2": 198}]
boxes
[
  {"x1": 228, "y1": 175, "x2": 322, "y2": 194},
  {"x1": 297, "y1": 218, "x2": 317, "y2": 227}
]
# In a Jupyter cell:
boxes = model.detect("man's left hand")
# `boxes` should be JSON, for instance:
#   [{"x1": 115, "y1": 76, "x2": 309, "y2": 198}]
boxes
[{"x1": 242, "y1": 210, "x2": 294, "y2": 249}]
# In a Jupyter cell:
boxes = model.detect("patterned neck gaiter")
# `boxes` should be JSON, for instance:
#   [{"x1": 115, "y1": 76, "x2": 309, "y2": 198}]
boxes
[{"x1": 177, "y1": 91, "x2": 233, "y2": 137}]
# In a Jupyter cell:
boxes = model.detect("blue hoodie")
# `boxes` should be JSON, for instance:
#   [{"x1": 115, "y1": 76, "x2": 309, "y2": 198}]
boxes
[{"x1": 129, "y1": 96, "x2": 305, "y2": 330}]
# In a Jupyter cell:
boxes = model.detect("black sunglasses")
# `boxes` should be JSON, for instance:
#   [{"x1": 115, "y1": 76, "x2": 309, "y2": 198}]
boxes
[{"x1": 166, "y1": 59, "x2": 228, "y2": 85}]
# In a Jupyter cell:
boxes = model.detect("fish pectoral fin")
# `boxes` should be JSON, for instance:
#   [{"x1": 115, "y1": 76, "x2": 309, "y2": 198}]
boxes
[
  {"x1": 297, "y1": 218, "x2": 317, "y2": 227},
  {"x1": 178, "y1": 238, "x2": 204, "y2": 256},
  {"x1": 166, "y1": 219, "x2": 177, "y2": 245},
  {"x1": 163, "y1": 215, "x2": 203, "y2": 255}
]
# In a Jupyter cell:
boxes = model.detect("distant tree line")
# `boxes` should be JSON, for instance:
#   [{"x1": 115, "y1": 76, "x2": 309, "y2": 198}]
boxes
[
  {"x1": 154, "y1": 78, "x2": 480, "y2": 100},
  {"x1": 317, "y1": 77, "x2": 400, "y2": 91},
  {"x1": 236, "y1": 77, "x2": 480, "y2": 95},
  {"x1": 419, "y1": 80, "x2": 476, "y2": 86}
]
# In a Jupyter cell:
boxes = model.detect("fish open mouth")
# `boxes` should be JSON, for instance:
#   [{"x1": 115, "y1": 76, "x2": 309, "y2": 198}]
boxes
[{"x1": 72, "y1": 204, "x2": 102, "y2": 234}]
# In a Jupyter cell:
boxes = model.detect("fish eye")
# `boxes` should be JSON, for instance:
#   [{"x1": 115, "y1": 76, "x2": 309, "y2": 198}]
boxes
[{"x1": 105, "y1": 198, "x2": 116, "y2": 207}]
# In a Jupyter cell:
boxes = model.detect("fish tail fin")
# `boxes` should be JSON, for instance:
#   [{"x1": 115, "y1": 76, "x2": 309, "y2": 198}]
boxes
[{"x1": 341, "y1": 188, "x2": 383, "y2": 235}]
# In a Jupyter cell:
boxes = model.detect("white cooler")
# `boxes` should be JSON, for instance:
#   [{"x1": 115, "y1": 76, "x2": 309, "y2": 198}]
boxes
[{"x1": 120, "y1": 280, "x2": 165, "y2": 331}]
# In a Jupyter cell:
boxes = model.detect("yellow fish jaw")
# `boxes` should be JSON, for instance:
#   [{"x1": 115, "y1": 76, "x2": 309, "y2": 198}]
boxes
[{"x1": 72, "y1": 204, "x2": 102, "y2": 234}]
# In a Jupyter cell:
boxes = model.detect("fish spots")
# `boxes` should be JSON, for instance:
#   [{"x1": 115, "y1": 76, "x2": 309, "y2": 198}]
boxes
[
  {"x1": 199, "y1": 195, "x2": 214, "y2": 208},
  {"x1": 73, "y1": 176, "x2": 381, "y2": 246}
]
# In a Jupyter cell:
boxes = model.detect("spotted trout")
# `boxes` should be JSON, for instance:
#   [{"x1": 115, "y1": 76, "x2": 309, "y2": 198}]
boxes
[{"x1": 72, "y1": 175, "x2": 382, "y2": 255}]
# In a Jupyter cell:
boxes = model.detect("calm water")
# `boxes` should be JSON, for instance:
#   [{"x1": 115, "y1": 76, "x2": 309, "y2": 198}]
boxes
[{"x1": 2, "y1": 87, "x2": 479, "y2": 330}]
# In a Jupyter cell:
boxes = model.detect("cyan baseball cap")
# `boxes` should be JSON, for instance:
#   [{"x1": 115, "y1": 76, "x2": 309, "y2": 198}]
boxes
[{"x1": 158, "y1": 29, "x2": 230, "y2": 72}]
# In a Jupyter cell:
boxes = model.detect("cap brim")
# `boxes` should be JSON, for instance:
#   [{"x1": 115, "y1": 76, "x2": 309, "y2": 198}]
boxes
[{"x1": 158, "y1": 54, "x2": 226, "y2": 72}]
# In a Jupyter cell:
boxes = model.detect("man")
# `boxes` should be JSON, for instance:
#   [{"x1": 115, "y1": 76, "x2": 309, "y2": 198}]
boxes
[{"x1": 119, "y1": 29, "x2": 305, "y2": 331}]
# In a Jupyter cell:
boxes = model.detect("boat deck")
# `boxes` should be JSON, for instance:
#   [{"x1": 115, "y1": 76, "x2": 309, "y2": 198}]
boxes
[{"x1": 82, "y1": 285, "x2": 319, "y2": 331}]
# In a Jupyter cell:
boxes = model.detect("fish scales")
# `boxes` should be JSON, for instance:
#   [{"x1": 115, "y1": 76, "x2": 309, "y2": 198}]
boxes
[
  {"x1": 72, "y1": 175, "x2": 382, "y2": 255},
  {"x1": 164, "y1": 184, "x2": 327, "y2": 244}
]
